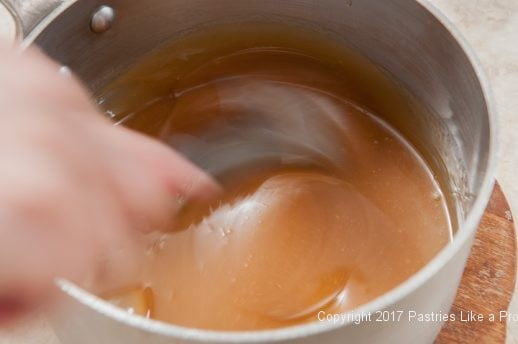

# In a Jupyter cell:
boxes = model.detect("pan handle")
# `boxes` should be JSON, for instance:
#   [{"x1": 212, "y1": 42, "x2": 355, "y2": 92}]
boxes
[{"x1": 0, "y1": 0, "x2": 65, "y2": 39}]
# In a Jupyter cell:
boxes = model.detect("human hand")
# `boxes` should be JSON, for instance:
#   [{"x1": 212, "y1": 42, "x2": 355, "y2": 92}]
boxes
[{"x1": 0, "y1": 45, "x2": 219, "y2": 324}]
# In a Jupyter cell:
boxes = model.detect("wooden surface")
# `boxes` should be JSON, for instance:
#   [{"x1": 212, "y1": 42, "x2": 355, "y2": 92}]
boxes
[{"x1": 436, "y1": 183, "x2": 516, "y2": 343}]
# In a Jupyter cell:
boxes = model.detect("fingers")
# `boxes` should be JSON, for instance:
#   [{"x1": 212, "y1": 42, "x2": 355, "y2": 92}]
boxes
[
  {"x1": 103, "y1": 126, "x2": 221, "y2": 233},
  {"x1": 0, "y1": 193, "x2": 99, "y2": 322},
  {"x1": 0, "y1": 44, "x2": 222, "y2": 324},
  {"x1": 121, "y1": 128, "x2": 221, "y2": 199}
]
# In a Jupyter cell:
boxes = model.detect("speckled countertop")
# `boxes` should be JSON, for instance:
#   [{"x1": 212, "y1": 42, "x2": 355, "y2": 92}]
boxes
[{"x1": 0, "y1": 0, "x2": 517, "y2": 343}]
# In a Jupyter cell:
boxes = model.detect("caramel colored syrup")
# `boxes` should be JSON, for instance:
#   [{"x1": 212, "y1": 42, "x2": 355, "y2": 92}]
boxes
[{"x1": 98, "y1": 24, "x2": 451, "y2": 331}]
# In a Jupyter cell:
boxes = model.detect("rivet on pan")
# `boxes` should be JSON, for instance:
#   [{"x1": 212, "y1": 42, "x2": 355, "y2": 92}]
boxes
[
  {"x1": 90, "y1": 5, "x2": 115, "y2": 34},
  {"x1": 58, "y1": 66, "x2": 72, "y2": 77}
]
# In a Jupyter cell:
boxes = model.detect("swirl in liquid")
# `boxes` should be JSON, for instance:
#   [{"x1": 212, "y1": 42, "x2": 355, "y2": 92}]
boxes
[{"x1": 99, "y1": 26, "x2": 452, "y2": 331}]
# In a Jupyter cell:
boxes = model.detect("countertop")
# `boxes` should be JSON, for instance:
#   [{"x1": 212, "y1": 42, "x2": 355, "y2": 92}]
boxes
[{"x1": 0, "y1": 0, "x2": 517, "y2": 343}]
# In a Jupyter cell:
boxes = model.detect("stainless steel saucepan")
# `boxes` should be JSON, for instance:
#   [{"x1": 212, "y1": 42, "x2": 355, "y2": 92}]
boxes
[{"x1": 0, "y1": 0, "x2": 497, "y2": 343}]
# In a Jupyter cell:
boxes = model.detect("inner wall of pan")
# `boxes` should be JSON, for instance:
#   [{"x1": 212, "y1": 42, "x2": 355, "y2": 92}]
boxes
[{"x1": 33, "y1": 0, "x2": 490, "y2": 234}]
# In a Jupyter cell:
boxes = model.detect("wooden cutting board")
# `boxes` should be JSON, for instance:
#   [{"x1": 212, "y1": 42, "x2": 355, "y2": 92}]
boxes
[{"x1": 436, "y1": 183, "x2": 516, "y2": 343}]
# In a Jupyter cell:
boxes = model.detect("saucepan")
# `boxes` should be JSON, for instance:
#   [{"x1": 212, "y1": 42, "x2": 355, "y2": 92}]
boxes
[{"x1": 0, "y1": 0, "x2": 496, "y2": 343}]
